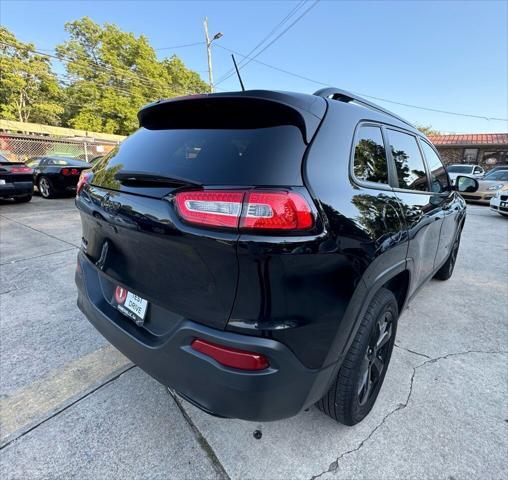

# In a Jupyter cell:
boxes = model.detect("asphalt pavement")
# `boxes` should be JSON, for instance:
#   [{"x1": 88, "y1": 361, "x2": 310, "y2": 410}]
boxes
[{"x1": 1, "y1": 195, "x2": 507, "y2": 479}]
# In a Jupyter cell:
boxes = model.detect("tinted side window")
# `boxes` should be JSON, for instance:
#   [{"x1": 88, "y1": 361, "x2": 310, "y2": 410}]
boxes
[
  {"x1": 353, "y1": 125, "x2": 389, "y2": 184},
  {"x1": 388, "y1": 129, "x2": 429, "y2": 191},
  {"x1": 420, "y1": 140, "x2": 450, "y2": 193}
]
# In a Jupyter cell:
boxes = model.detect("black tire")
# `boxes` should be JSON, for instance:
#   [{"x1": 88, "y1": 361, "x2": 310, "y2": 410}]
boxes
[
  {"x1": 433, "y1": 231, "x2": 461, "y2": 281},
  {"x1": 38, "y1": 176, "x2": 55, "y2": 199},
  {"x1": 316, "y1": 288, "x2": 398, "y2": 426},
  {"x1": 13, "y1": 194, "x2": 32, "y2": 203}
]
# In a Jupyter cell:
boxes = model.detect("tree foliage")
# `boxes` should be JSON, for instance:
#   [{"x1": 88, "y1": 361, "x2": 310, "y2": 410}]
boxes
[
  {"x1": 0, "y1": 27, "x2": 63, "y2": 124},
  {"x1": 416, "y1": 124, "x2": 441, "y2": 137},
  {"x1": 56, "y1": 17, "x2": 209, "y2": 135},
  {"x1": 0, "y1": 19, "x2": 209, "y2": 134}
]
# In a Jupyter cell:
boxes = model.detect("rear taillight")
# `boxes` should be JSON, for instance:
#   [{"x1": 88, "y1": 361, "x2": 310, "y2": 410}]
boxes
[
  {"x1": 77, "y1": 171, "x2": 92, "y2": 194},
  {"x1": 9, "y1": 166, "x2": 32, "y2": 173},
  {"x1": 241, "y1": 191, "x2": 313, "y2": 230},
  {"x1": 174, "y1": 190, "x2": 313, "y2": 231},
  {"x1": 191, "y1": 338, "x2": 269, "y2": 371},
  {"x1": 61, "y1": 168, "x2": 80, "y2": 175},
  {"x1": 175, "y1": 191, "x2": 245, "y2": 228}
]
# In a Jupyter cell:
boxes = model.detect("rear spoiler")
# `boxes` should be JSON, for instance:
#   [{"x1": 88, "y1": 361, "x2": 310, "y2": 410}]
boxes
[{"x1": 137, "y1": 90, "x2": 327, "y2": 144}]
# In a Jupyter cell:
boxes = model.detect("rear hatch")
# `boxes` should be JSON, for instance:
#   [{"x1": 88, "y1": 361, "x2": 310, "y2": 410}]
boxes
[
  {"x1": 0, "y1": 161, "x2": 33, "y2": 184},
  {"x1": 76, "y1": 91, "x2": 326, "y2": 332},
  {"x1": 51, "y1": 158, "x2": 91, "y2": 187}
]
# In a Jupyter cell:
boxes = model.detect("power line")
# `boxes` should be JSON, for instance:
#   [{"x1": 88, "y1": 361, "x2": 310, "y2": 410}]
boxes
[
  {"x1": 215, "y1": 0, "x2": 307, "y2": 84},
  {"x1": 1, "y1": 41, "x2": 206, "y2": 109},
  {"x1": 215, "y1": 0, "x2": 320, "y2": 87},
  {"x1": 215, "y1": 45, "x2": 508, "y2": 122},
  {"x1": 154, "y1": 41, "x2": 205, "y2": 50},
  {"x1": 0, "y1": 40, "x2": 185, "y2": 93}
]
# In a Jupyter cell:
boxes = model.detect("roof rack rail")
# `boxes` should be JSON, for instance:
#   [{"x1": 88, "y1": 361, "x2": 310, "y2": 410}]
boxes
[{"x1": 313, "y1": 87, "x2": 415, "y2": 129}]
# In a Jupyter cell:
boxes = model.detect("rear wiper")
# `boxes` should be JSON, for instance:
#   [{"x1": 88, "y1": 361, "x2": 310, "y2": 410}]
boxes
[{"x1": 114, "y1": 171, "x2": 201, "y2": 188}]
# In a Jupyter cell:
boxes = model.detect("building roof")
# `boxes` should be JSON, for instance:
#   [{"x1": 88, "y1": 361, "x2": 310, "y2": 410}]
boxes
[
  {"x1": 0, "y1": 119, "x2": 125, "y2": 142},
  {"x1": 428, "y1": 133, "x2": 508, "y2": 146}
]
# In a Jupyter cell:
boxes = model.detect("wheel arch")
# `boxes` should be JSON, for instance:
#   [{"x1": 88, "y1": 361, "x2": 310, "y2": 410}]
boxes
[
  {"x1": 323, "y1": 261, "x2": 410, "y2": 367},
  {"x1": 382, "y1": 269, "x2": 411, "y2": 314}
]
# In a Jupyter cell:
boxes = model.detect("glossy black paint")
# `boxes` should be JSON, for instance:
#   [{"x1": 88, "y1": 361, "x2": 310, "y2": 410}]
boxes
[
  {"x1": 228, "y1": 100, "x2": 463, "y2": 369},
  {"x1": 28, "y1": 156, "x2": 91, "y2": 195},
  {"x1": 0, "y1": 159, "x2": 34, "y2": 199},
  {"x1": 75, "y1": 90, "x2": 466, "y2": 420},
  {"x1": 77, "y1": 184, "x2": 239, "y2": 329}
]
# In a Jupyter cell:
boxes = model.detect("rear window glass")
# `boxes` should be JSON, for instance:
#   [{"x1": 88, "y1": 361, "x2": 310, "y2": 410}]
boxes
[
  {"x1": 93, "y1": 126, "x2": 306, "y2": 187},
  {"x1": 47, "y1": 158, "x2": 71, "y2": 166},
  {"x1": 353, "y1": 125, "x2": 389, "y2": 184}
]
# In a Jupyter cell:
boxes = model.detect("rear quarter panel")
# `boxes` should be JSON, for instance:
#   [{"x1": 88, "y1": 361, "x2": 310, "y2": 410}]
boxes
[{"x1": 228, "y1": 102, "x2": 409, "y2": 369}]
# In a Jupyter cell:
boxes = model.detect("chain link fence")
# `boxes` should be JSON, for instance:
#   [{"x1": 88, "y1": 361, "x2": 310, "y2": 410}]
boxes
[{"x1": 0, "y1": 133, "x2": 120, "y2": 163}]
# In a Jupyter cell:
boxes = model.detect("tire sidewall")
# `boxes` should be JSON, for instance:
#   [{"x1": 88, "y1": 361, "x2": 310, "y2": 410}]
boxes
[{"x1": 346, "y1": 290, "x2": 398, "y2": 424}]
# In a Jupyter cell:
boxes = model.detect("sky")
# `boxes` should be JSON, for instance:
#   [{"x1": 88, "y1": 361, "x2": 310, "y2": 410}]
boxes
[{"x1": 1, "y1": 0, "x2": 507, "y2": 134}]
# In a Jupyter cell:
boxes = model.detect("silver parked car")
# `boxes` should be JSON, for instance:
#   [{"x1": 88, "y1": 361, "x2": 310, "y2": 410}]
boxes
[{"x1": 446, "y1": 164, "x2": 485, "y2": 185}]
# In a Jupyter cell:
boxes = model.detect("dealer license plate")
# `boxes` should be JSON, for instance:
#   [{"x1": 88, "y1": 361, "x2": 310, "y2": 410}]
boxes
[{"x1": 115, "y1": 286, "x2": 148, "y2": 326}]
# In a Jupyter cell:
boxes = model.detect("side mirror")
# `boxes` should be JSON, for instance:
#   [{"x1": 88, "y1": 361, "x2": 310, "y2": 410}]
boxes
[{"x1": 455, "y1": 175, "x2": 479, "y2": 193}]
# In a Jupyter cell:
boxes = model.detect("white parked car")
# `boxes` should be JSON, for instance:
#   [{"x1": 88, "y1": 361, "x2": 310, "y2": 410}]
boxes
[
  {"x1": 447, "y1": 164, "x2": 485, "y2": 185},
  {"x1": 490, "y1": 189, "x2": 508, "y2": 217}
]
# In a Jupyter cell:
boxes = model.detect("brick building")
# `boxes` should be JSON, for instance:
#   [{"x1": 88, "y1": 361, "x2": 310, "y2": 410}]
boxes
[{"x1": 427, "y1": 133, "x2": 508, "y2": 170}]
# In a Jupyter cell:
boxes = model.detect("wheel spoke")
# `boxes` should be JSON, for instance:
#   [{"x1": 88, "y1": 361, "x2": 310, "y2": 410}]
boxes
[
  {"x1": 371, "y1": 356, "x2": 384, "y2": 378},
  {"x1": 358, "y1": 366, "x2": 372, "y2": 405},
  {"x1": 377, "y1": 329, "x2": 391, "y2": 350}
]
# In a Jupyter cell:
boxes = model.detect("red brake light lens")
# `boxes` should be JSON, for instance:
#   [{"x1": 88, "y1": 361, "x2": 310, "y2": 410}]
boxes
[
  {"x1": 174, "y1": 190, "x2": 313, "y2": 231},
  {"x1": 9, "y1": 166, "x2": 32, "y2": 173},
  {"x1": 175, "y1": 191, "x2": 245, "y2": 228},
  {"x1": 61, "y1": 168, "x2": 70, "y2": 175},
  {"x1": 241, "y1": 191, "x2": 313, "y2": 230},
  {"x1": 77, "y1": 171, "x2": 92, "y2": 194},
  {"x1": 191, "y1": 338, "x2": 269, "y2": 371},
  {"x1": 71, "y1": 168, "x2": 79, "y2": 175}
]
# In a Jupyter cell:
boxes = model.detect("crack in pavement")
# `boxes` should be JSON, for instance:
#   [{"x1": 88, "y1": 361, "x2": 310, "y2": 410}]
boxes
[
  {"x1": 167, "y1": 388, "x2": 232, "y2": 480},
  {"x1": 310, "y1": 349, "x2": 508, "y2": 480},
  {"x1": 394, "y1": 343, "x2": 431, "y2": 359}
]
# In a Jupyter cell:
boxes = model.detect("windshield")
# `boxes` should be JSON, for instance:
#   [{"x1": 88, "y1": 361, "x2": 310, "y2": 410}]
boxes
[
  {"x1": 483, "y1": 170, "x2": 508, "y2": 181},
  {"x1": 447, "y1": 165, "x2": 473, "y2": 173}
]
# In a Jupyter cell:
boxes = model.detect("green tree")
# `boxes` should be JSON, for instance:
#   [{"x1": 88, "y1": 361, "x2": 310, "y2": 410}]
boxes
[
  {"x1": 57, "y1": 17, "x2": 209, "y2": 135},
  {"x1": 416, "y1": 124, "x2": 441, "y2": 137},
  {"x1": 0, "y1": 27, "x2": 63, "y2": 124}
]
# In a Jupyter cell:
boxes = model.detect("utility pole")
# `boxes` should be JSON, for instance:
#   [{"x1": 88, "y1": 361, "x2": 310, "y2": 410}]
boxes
[{"x1": 203, "y1": 17, "x2": 223, "y2": 93}]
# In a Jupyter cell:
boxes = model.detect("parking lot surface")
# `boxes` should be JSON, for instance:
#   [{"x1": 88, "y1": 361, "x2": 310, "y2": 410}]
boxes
[{"x1": 1, "y1": 196, "x2": 507, "y2": 479}]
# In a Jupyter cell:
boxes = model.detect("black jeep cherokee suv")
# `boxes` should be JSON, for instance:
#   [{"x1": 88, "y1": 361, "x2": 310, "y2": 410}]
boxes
[{"x1": 75, "y1": 88, "x2": 470, "y2": 425}]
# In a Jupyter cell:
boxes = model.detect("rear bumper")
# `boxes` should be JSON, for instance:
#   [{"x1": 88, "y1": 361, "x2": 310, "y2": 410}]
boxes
[
  {"x1": 0, "y1": 181, "x2": 33, "y2": 198},
  {"x1": 53, "y1": 176, "x2": 78, "y2": 192},
  {"x1": 76, "y1": 252, "x2": 336, "y2": 421},
  {"x1": 490, "y1": 196, "x2": 508, "y2": 215}
]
